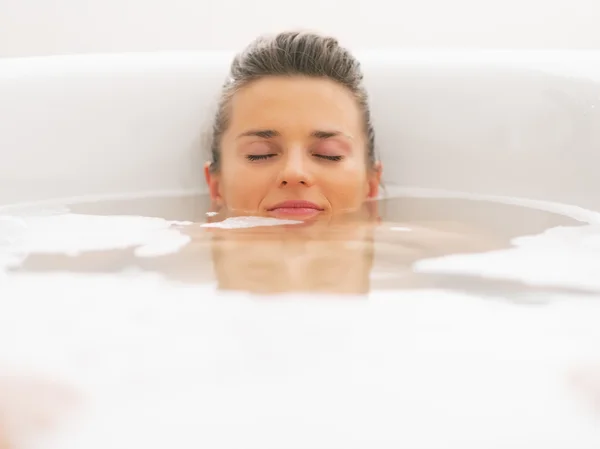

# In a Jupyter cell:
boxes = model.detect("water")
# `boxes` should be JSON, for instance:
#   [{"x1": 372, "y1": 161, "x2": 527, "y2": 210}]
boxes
[
  {"x1": 1, "y1": 188, "x2": 600, "y2": 448},
  {"x1": 1, "y1": 189, "x2": 598, "y2": 296}
]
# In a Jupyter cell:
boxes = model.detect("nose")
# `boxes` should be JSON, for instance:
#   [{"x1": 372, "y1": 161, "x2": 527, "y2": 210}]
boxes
[{"x1": 276, "y1": 150, "x2": 314, "y2": 188}]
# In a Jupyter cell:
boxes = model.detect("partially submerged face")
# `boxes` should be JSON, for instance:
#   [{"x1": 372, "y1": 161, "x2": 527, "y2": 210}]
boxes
[{"x1": 205, "y1": 75, "x2": 382, "y2": 220}]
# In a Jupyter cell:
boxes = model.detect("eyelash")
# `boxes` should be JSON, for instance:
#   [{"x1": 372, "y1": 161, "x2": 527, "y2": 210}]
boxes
[
  {"x1": 246, "y1": 154, "x2": 343, "y2": 161},
  {"x1": 317, "y1": 155, "x2": 343, "y2": 161},
  {"x1": 246, "y1": 154, "x2": 275, "y2": 161}
]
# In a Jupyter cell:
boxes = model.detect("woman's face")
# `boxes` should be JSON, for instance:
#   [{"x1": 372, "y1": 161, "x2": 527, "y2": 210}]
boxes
[{"x1": 204, "y1": 76, "x2": 382, "y2": 220}]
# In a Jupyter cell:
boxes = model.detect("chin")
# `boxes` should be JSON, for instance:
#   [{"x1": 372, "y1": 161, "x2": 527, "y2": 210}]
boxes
[{"x1": 266, "y1": 208, "x2": 324, "y2": 220}]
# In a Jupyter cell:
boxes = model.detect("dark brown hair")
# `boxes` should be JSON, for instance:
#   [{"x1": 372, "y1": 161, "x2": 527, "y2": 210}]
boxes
[{"x1": 208, "y1": 31, "x2": 376, "y2": 172}]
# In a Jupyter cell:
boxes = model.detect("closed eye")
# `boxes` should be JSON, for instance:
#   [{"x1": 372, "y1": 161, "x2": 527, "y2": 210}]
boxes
[
  {"x1": 247, "y1": 154, "x2": 276, "y2": 161},
  {"x1": 314, "y1": 154, "x2": 343, "y2": 161}
]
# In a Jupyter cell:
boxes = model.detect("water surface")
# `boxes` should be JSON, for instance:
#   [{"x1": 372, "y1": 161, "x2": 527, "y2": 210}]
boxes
[{"x1": 2, "y1": 189, "x2": 597, "y2": 297}]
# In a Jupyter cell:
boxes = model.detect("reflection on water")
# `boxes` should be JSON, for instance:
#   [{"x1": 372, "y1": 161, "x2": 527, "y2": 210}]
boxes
[{"x1": 2, "y1": 191, "x2": 596, "y2": 297}]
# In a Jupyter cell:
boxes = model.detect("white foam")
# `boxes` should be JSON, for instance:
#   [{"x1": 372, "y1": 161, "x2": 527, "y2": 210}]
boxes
[
  {"x1": 0, "y1": 213, "x2": 306, "y2": 271},
  {"x1": 0, "y1": 213, "x2": 193, "y2": 270},
  {"x1": 1, "y1": 273, "x2": 600, "y2": 449},
  {"x1": 415, "y1": 224, "x2": 600, "y2": 291},
  {"x1": 201, "y1": 216, "x2": 302, "y2": 229}
]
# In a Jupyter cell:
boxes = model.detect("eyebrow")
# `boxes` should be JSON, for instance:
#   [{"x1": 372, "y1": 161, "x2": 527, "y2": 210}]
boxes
[
  {"x1": 311, "y1": 130, "x2": 346, "y2": 139},
  {"x1": 236, "y1": 129, "x2": 352, "y2": 140},
  {"x1": 237, "y1": 129, "x2": 280, "y2": 139}
]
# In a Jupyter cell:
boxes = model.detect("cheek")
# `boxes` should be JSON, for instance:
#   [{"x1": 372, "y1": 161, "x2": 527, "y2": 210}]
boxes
[
  {"x1": 319, "y1": 164, "x2": 370, "y2": 205},
  {"x1": 219, "y1": 163, "x2": 272, "y2": 208}
]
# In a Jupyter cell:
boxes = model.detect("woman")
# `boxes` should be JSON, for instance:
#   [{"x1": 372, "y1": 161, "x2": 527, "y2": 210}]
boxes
[
  {"x1": 8, "y1": 32, "x2": 503, "y2": 295},
  {"x1": 204, "y1": 31, "x2": 382, "y2": 221},
  {"x1": 195, "y1": 31, "x2": 503, "y2": 293}
]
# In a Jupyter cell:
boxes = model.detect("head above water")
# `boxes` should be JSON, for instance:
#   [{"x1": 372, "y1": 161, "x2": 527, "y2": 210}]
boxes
[{"x1": 204, "y1": 31, "x2": 382, "y2": 221}]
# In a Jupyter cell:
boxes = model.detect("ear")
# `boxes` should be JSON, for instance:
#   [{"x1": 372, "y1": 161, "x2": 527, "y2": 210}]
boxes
[
  {"x1": 204, "y1": 161, "x2": 222, "y2": 204},
  {"x1": 367, "y1": 161, "x2": 383, "y2": 199}
]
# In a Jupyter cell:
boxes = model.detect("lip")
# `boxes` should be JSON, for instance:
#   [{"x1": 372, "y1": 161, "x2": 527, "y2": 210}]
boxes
[
  {"x1": 268, "y1": 200, "x2": 323, "y2": 211},
  {"x1": 267, "y1": 200, "x2": 324, "y2": 218}
]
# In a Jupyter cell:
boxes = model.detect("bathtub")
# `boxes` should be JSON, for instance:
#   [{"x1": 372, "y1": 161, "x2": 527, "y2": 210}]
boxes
[
  {"x1": 1, "y1": 50, "x2": 600, "y2": 208},
  {"x1": 1, "y1": 51, "x2": 600, "y2": 449}
]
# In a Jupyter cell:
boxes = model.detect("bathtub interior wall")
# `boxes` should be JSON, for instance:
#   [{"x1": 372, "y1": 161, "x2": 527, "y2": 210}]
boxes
[{"x1": 1, "y1": 51, "x2": 600, "y2": 209}]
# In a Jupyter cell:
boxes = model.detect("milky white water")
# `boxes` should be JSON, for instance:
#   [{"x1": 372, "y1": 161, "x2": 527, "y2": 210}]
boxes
[{"x1": 0, "y1": 187, "x2": 599, "y2": 448}]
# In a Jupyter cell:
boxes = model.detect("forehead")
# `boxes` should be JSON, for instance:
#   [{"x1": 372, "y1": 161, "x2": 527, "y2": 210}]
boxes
[{"x1": 227, "y1": 76, "x2": 363, "y2": 133}]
